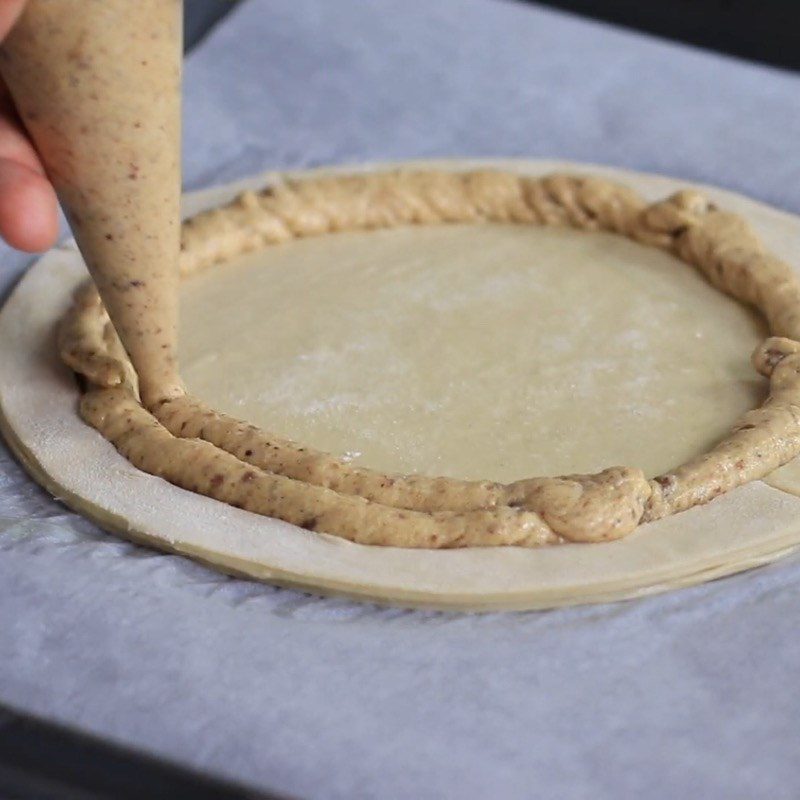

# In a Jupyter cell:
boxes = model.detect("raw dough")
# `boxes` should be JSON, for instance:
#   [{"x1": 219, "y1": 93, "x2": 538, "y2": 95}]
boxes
[
  {"x1": 4, "y1": 160, "x2": 800, "y2": 609},
  {"x1": 178, "y1": 223, "x2": 765, "y2": 482}
]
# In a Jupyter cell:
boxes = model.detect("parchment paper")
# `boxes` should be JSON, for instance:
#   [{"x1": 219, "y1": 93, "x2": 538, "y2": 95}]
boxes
[{"x1": 2, "y1": 1, "x2": 800, "y2": 798}]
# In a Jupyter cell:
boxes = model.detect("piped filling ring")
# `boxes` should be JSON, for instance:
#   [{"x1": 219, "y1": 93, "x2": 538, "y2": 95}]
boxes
[{"x1": 58, "y1": 169, "x2": 800, "y2": 547}]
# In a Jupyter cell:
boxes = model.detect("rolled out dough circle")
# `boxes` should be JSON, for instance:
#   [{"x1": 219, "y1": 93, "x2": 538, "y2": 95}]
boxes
[{"x1": 3, "y1": 159, "x2": 800, "y2": 611}]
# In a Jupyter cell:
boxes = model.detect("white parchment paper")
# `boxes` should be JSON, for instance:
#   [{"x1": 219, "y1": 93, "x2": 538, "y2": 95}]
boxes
[{"x1": 2, "y1": 2, "x2": 800, "y2": 798}]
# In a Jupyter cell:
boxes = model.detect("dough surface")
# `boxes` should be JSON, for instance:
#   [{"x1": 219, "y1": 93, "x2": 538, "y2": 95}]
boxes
[
  {"x1": 179, "y1": 223, "x2": 764, "y2": 482},
  {"x1": 4, "y1": 160, "x2": 800, "y2": 609}
]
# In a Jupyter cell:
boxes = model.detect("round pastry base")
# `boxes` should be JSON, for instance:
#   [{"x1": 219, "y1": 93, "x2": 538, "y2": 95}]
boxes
[{"x1": 3, "y1": 159, "x2": 800, "y2": 611}]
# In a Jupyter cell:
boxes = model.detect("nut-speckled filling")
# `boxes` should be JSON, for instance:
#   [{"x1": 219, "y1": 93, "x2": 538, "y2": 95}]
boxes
[{"x1": 57, "y1": 169, "x2": 800, "y2": 547}]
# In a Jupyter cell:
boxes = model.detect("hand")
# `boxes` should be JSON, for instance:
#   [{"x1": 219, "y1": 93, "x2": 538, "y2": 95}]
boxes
[{"x1": 0, "y1": 0, "x2": 58, "y2": 252}]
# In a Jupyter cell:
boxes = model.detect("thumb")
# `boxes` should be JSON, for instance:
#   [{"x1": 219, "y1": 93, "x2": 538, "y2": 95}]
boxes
[{"x1": 0, "y1": 0, "x2": 28, "y2": 41}]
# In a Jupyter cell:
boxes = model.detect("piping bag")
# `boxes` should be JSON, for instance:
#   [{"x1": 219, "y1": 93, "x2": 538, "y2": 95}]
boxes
[{"x1": 0, "y1": 0, "x2": 184, "y2": 406}]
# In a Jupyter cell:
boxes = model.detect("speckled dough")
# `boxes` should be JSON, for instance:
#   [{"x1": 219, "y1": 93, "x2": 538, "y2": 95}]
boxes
[{"x1": 58, "y1": 170, "x2": 800, "y2": 546}]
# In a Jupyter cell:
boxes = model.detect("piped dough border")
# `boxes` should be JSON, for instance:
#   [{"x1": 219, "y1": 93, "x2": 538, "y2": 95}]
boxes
[{"x1": 3, "y1": 158, "x2": 800, "y2": 611}]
